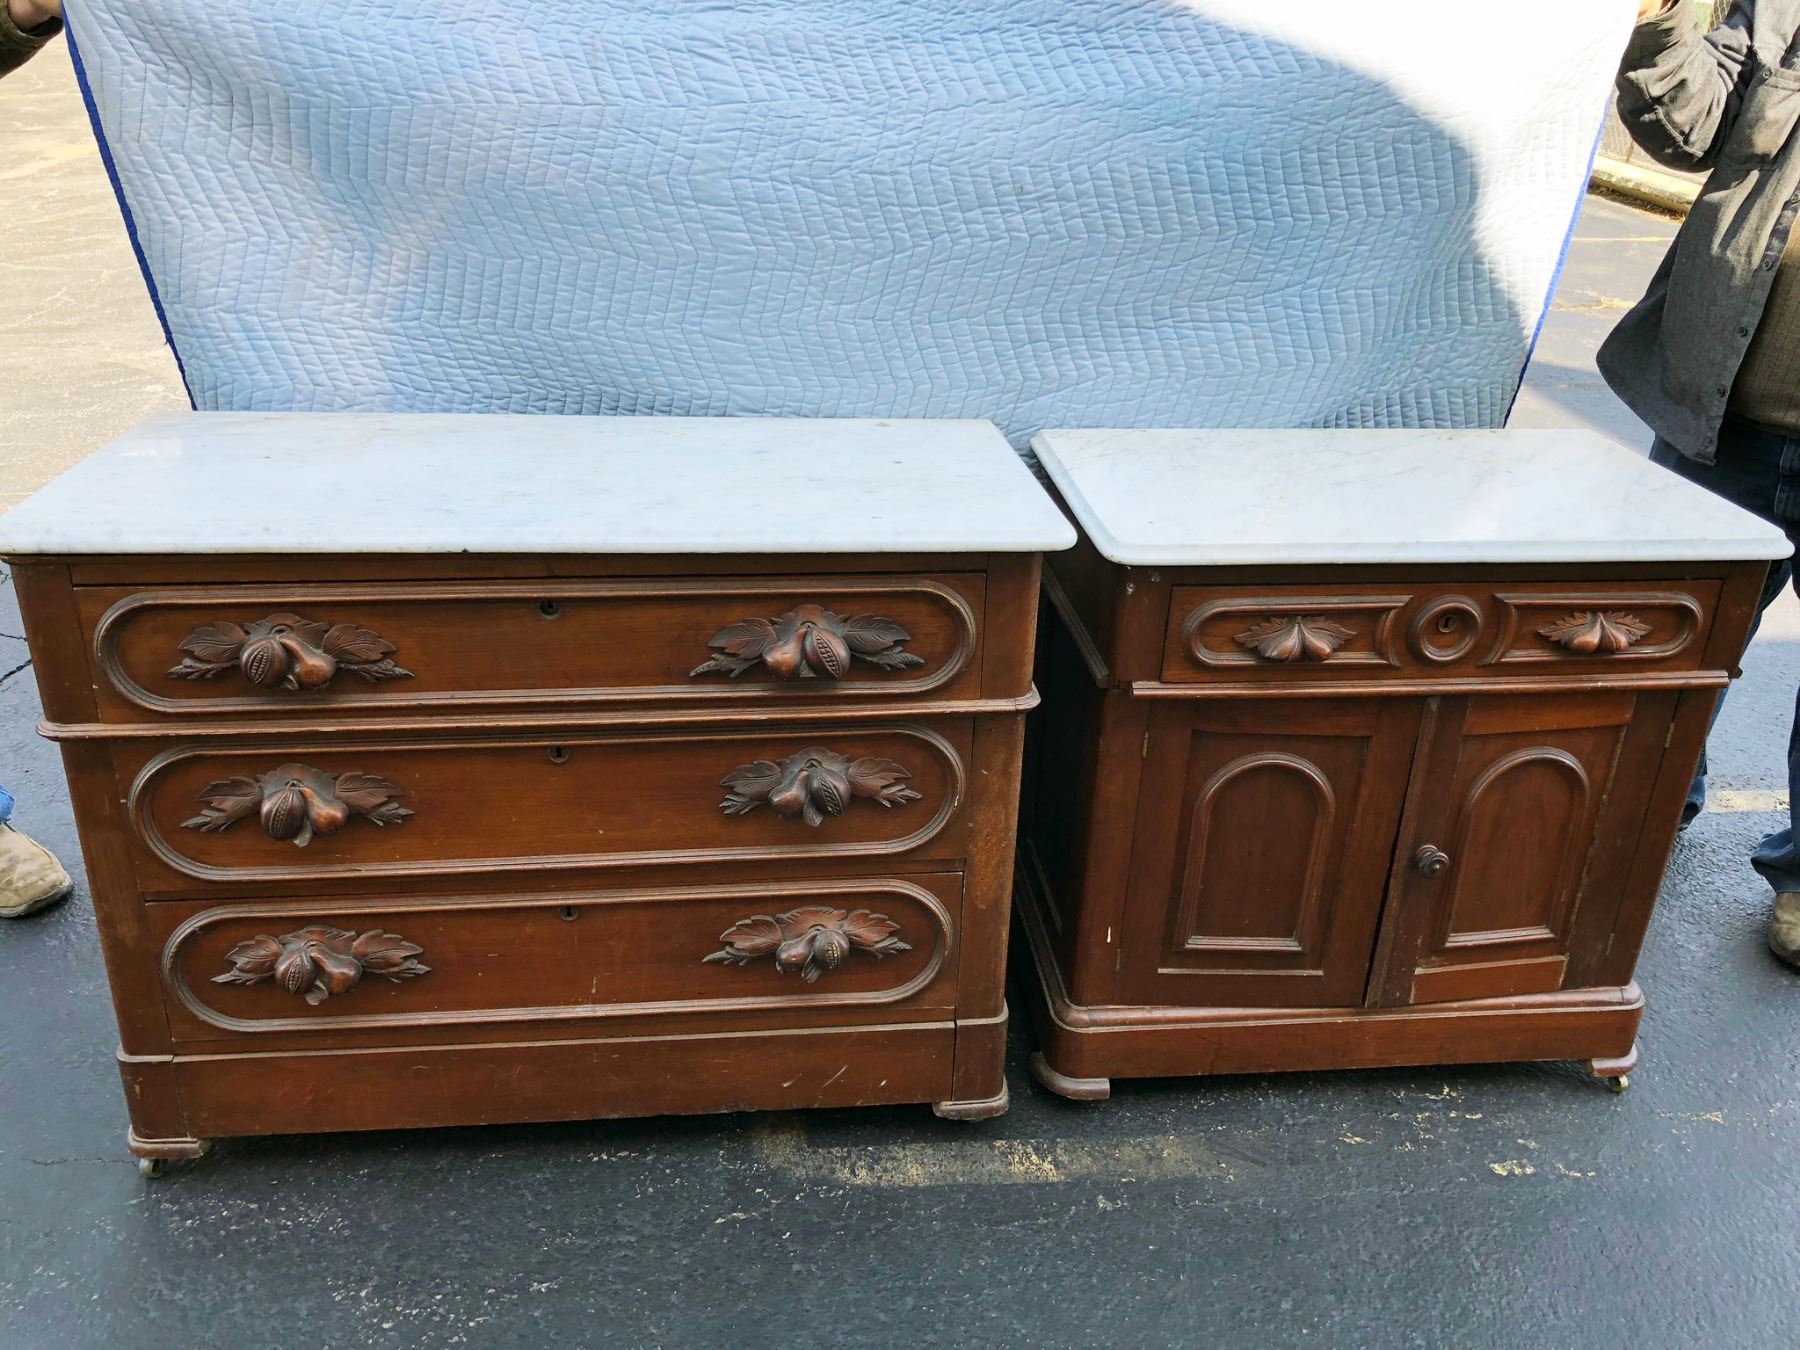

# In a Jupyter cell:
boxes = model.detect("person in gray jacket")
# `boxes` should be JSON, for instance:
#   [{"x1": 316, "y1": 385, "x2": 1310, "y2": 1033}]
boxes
[{"x1": 1601, "y1": 0, "x2": 1800, "y2": 963}]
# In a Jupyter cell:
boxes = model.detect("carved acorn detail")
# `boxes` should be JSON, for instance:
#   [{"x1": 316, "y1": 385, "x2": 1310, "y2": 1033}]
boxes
[
  {"x1": 1537, "y1": 611, "x2": 1653, "y2": 656},
  {"x1": 167, "y1": 613, "x2": 411, "y2": 691},
  {"x1": 1233, "y1": 615, "x2": 1357, "y2": 663},
  {"x1": 719, "y1": 747, "x2": 922, "y2": 827},
  {"x1": 704, "y1": 905, "x2": 912, "y2": 983},
  {"x1": 182, "y1": 764, "x2": 413, "y2": 847},
  {"x1": 692, "y1": 605, "x2": 926, "y2": 680},
  {"x1": 214, "y1": 925, "x2": 429, "y2": 1006}
]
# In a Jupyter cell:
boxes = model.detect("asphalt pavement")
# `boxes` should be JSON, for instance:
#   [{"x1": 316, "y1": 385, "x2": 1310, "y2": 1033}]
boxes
[{"x1": 1, "y1": 43, "x2": 1797, "y2": 1350}]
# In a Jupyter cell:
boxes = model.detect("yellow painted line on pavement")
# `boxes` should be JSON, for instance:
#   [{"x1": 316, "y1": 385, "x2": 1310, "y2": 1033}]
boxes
[{"x1": 1708, "y1": 790, "x2": 1789, "y2": 815}]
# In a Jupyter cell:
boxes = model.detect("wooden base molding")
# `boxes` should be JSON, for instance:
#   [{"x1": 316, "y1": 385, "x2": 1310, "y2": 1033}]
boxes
[
  {"x1": 1028, "y1": 1052, "x2": 1110, "y2": 1102},
  {"x1": 931, "y1": 1084, "x2": 1011, "y2": 1121}
]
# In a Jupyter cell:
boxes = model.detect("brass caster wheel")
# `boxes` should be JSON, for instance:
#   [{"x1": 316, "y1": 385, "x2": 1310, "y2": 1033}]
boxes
[
  {"x1": 137, "y1": 1157, "x2": 166, "y2": 1179},
  {"x1": 1604, "y1": 1074, "x2": 1630, "y2": 1095}
]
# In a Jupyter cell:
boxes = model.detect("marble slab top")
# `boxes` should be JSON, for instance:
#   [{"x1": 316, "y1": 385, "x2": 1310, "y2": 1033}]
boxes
[
  {"x1": 1032, "y1": 428, "x2": 1794, "y2": 566},
  {"x1": 0, "y1": 413, "x2": 1077, "y2": 556}
]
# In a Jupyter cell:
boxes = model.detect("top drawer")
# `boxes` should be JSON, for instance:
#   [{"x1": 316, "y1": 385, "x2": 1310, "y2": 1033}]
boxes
[
  {"x1": 1161, "y1": 579, "x2": 1722, "y2": 684},
  {"x1": 81, "y1": 575, "x2": 988, "y2": 719}
]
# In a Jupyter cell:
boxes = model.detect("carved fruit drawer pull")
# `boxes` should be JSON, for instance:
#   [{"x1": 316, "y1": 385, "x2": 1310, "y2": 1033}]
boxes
[
  {"x1": 1538, "y1": 611, "x2": 1652, "y2": 655},
  {"x1": 1234, "y1": 616, "x2": 1356, "y2": 663},
  {"x1": 704, "y1": 905, "x2": 912, "y2": 983},
  {"x1": 168, "y1": 612, "x2": 412, "y2": 690},
  {"x1": 692, "y1": 605, "x2": 924, "y2": 680},
  {"x1": 719, "y1": 747, "x2": 921, "y2": 827},
  {"x1": 182, "y1": 763, "x2": 413, "y2": 847},
  {"x1": 214, "y1": 925, "x2": 429, "y2": 1005}
]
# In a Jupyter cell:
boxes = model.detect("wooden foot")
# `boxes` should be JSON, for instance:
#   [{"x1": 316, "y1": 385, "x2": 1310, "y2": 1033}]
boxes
[
  {"x1": 1586, "y1": 1044, "x2": 1638, "y2": 1094},
  {"x1": 932, "y1": 1083, "x2": 1010, "y2": 1122},
  {"x1": 1030, "y1": 1051, "x2": 1111, "y2": 1102},
  {"x1": 129, "y1": 1129, "x2": 209, "y2": 1177}
]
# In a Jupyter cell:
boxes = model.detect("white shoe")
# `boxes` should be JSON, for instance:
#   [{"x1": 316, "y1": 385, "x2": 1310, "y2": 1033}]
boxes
[{"x1": 0, "y1": 823, "x2": 72, "y2": 918}]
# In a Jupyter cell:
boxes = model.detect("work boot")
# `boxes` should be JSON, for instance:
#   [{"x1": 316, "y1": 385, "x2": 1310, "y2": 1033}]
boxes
[
  {"x1": 0, "y1": 823, "x2": 72, "y2": 918},
  {"x1": 1768, "y1": 893, "x2": 1800, "y2": 969}
]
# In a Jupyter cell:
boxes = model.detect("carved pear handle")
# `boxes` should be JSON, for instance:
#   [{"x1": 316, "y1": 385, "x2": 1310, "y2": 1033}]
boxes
[
  {"x1": 692, "y1": 605, "x2": 925, "y2": 680},
  {"x1": 213, "y1": 925, "x2": 429, "y2": 1005},
  {"x1": 181, "y1": 763, "x2": 413, "y2": 848},
  {"x1": 168, "y1": 613, "x2": 412, "y2": 691},
  {"x1": 703, "y1": 906, "x2": 912, "y2": 982},
  {"x1": 718, "y1": 747, "x2": 922, "y2": 827}
]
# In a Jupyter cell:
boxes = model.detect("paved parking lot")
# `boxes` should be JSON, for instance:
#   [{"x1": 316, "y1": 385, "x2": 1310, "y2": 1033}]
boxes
[{"x1": 2, "y1": 43, "x2": 1796, "y2": 1350}]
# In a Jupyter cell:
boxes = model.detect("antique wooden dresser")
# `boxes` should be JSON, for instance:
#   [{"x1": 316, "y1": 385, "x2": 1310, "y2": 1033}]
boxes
[
  {"x1": 1017, "y1": 428, "x2": 1790, "y2": 1099},
  {"x1": 0, "y1": 412, "x2": 1073, "y2": 1170}
]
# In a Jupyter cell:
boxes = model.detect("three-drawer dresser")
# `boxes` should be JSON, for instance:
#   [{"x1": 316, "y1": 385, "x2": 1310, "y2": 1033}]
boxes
[
  {"x1": 1017, "y1": 428, "x2": 1791, "y2": 1099},
  {"x1": 0, "y1": 413, "x2": 1074, "y2": 1170}
]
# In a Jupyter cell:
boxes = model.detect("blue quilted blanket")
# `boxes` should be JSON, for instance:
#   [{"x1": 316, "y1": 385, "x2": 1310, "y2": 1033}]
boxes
[{"x1": 65, "y1": 0, "x2": 1632, "y2": 443}]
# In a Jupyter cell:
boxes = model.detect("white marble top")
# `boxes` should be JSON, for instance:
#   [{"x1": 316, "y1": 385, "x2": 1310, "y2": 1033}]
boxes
[
  {"x1": 1032, "y1": 428, "x2": 1793, "y2": 566},
  {"x1": 0, "y1": 413, "x2": 1076, "y2": 556}
]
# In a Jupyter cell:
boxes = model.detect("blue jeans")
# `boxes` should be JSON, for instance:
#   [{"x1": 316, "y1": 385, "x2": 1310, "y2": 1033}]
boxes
[
  {"x1": 0, "y1": 784, "x2": 11, "y2": 828},
  {"x1": 1652, "y1": 420, "x2": 1800, "y2": 893}
]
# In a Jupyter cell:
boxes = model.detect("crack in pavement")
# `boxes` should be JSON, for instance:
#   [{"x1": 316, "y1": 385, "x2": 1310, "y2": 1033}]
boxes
[{"x1": 0, "y1": 658, "x2": 33, "y2": 687}]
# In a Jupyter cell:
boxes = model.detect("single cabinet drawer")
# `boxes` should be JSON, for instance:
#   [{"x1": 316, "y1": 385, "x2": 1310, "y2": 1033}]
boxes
[
  {"x1": 118, "y1": 720, "x2": 973, "y2": 892},
  {"x1": 152, "y1": 873, "x2": 962, "y2": 1044},
  {"x1": 81, "y1": 574, "x2": 986, "y2": 718},
  {"x1": 1161, "y1": 580, "x2": 1720, "y2": 684}
]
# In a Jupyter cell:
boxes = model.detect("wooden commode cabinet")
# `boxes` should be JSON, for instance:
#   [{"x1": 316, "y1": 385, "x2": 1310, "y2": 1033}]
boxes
[
  {"x1": 0, "y1": 413, "x2": 1074, "y2": 1168},
  {"x1": 1018, "y1": 428, "x2": 1791, "y2": 1099}
]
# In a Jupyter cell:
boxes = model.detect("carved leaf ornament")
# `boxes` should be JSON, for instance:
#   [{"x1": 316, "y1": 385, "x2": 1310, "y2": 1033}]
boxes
[
  {"x1": 1537, "y1": 611, "x2": 1652, "y2": 655},
  {"x1": 692, "y1": 605, "x2": 925, "y2": 680},
  {"x1": 182, "y1": 763, "x2": 413, "y2": 847},
  {"x1": 719, "y1": 747, "x2": 921, "y2": 826},
  {"x1": 1234, "y1": 615, "x2": 1356, "y2": 663},
  {"x1": 168, "y1": 612, "x2": 412, "y2": 690},
  {"x1": 214, "y1": 925, "x2": 429, "y2": 1005},
  {"x1": 704, "y1": 905, "x2": 912, "y2": 982}
]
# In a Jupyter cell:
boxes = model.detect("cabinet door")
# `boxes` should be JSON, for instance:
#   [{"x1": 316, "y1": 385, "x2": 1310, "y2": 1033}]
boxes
[
  {"x1": 1116, "y1": 698, "x2": 1421, "y2": 1009},
  {"x1": 1369, "y1": 691, "x2": 1669, "y2": 1006}
]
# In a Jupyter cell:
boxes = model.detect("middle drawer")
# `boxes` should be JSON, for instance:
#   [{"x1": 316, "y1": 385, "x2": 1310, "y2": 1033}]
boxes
[
  {"x1": 117, "y1": 719, "x2": 973, "y2": 893},
  {"x1": 82, "y1": 574, "x2": 986, "y2": 720}
]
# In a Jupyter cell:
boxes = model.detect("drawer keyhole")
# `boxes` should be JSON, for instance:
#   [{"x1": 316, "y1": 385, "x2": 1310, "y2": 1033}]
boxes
[
  {"x1": 537, "y1": 599, "x2": 562, "y2": 620},
  {"x1": 559, "y1": 906, "x2": 578, "y2": 922},
  {"x1": 547, "y1": 746, "x2": 571, "y2": 765}
]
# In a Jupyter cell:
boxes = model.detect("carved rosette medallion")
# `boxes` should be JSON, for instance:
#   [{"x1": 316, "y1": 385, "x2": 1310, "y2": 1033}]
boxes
[
  {"x1": 181, "y1": 763, "x2": 413, "y2": 847},
  {"x1": 168, "y1": 612, "x2": 412, "y2": 690},
  {"x1": 1234, "y1": 616, "x2": 1356, "y2": 663},
  {"x1": 1537, "y1": 611, "x2": 1652, "y2": 655},
  {"x1": 1408, "y1": 596, "x2": 1485, "y2": 665},
  {"x1": 719, "y1": 747, "x2": 921, "y2": 827},
  {"x1": 704, "y1": 905, "x2": 912, "y2": 982},
  {"x1": 692, "y1": 605, "x2": 924, "y2": 680},
  {"x1": 213, "y1": 925, "x2": 429, "y2": 1005}
]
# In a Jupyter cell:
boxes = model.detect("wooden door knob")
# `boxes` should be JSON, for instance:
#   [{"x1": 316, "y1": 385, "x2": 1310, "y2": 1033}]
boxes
[{"x1": 1413, "y1": 845, "x2": 1451, "y2": 878}]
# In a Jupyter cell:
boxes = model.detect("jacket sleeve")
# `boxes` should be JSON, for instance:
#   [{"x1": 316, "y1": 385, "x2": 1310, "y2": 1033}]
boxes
[
  {"x1": 0, "y1": 9, "x2": 61, "y2": 80},
  {"x1": 1615, "y1": 0, "x2": 1759, "y2": 171}
]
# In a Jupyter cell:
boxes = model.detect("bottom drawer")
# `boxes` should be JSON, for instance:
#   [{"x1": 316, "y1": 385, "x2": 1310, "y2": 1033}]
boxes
[
  {"x1": 153, "y1": 874, "x2": 960, "y2": 1044},
  {"x1": 142, "y1": 1023, "x2": 956, "y2": 1138}
]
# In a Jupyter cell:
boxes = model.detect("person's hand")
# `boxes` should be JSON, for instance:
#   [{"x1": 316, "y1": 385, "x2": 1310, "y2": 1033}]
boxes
[
  {"x1": 6, "y1": 0, "x2": 60, "y2": 29},
  {"x1": 1637, "y1": 0, "x2": 1673, "y2": 21}
]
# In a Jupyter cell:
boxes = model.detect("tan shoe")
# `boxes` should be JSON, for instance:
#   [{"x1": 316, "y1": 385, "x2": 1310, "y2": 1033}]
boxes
[
  {"x1": 0, "y1": 823, "x2": 72, "y2": 918},
  {"x1": 1769, "y1": 892, "x2": 1800, "y2": 969}
]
